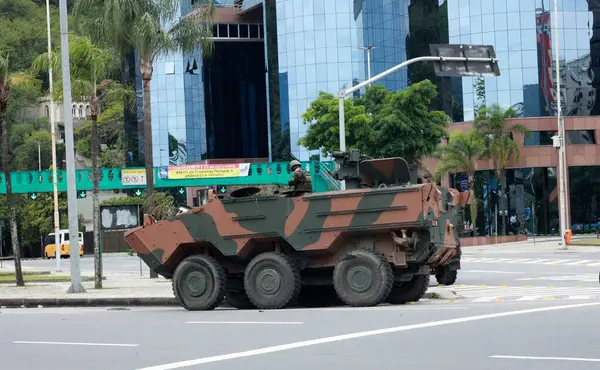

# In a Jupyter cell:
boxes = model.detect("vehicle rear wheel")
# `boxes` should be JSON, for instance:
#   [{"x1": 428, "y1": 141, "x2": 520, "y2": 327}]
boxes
[
  {"x1": 172, "y1": 255, "x2": 227, "y2": 311},
  {"x1": 225, "y1": 290, "x2": 256, "y2": 309},
  {"x1": 387, "y1": 274, "x2": 429, "y2": 304},
  {"x1": 243, "y1": 251, "x2": 301, "y2": 309},
  {"x1": 294, "y1": 285, "x2": 343, "y2": 308},
  {"x1": 435, "y1": 268, "x2": 457, "y2": 286},
  {"x1": 332, "y1": 248, "x2": 393, "y2": 307}
]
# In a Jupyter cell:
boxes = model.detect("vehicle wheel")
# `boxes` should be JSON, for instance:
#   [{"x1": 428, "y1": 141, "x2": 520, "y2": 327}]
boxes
[
  {"x1": 225, "y1": 290, "x2": 256, "y2": 310},
  {"x1": 332, "y1": 248, "x2": 393, "y2": 307},
  {"x1": 387, "y1": 274, "x2": 430, "y2": 304},
  {"x1": 243, "y1": 251, "x2": 301, "y2": 309},
  {"x1": 172, "y1": 255, "x2": 227, "y2": 311},
  {"x1": 294, "y1": 285, "x2": 343, "y2": 308},
  {"x1": 435, "y1": 268, "x2": 458, "y2": 286}
]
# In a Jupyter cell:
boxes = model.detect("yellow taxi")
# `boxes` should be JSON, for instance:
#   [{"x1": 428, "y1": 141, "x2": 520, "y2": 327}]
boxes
[{"x1": 44, "y1": 229, "x2": 84, "y2": 258}]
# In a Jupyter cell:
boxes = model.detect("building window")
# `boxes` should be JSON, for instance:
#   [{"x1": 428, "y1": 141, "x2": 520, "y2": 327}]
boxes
[
  {"x1": 79, "y1": 105, "x2": 84, "y2": 118},
  {"x1": 72, "y1": 105, "x2": 77, "y2": 118},
  {"x1": 44, "y1": 105, "x2": 50, "y2": 118},
  {"x1": 524, "y1": 131, "x2": 555, "y2": 146},
  {"x1": 567, "y1": 130, "x2": 597, "y2": 145}
]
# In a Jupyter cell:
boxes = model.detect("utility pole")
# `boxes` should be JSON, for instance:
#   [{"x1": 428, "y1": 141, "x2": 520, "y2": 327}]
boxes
[
  {"x1": 37, "y1": 142, "x2": 41, "y2": 171},
  {"x1": 58, "y1": 0, "x2": 85, "y2": 293},
  {"x1": 553, "y1": 0, "x2": 569, "y2": 250},
  {"x1": 46, "y1": 0, "x2": 61, "y2": 271},
  {"x1": 359, "y1": 46, "x2": 376, "y2": 84}
]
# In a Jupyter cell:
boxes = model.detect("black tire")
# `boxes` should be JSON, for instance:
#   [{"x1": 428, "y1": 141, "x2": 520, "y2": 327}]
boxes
[
  {"x1": 226, "y1": 290, "x2": 256, "y2": 309},
  {"x1": 294, "y1": 285, "x2": 344, "y2": 308},
  {"x1": 243, "y1": 251, "x2": 301, "y2": 309},
  {"x1": 332, "y1": 248, "x2": 394, "y2": 307},
  {"x1": 172, "y1": 255, "x2": 227, "y2": 311},
  {"x1": 387, "y1": 274, "x2": 430, "y2": 304},
  {"x1": 435, "y1": 269, "x2": 457, "y2": 286}
]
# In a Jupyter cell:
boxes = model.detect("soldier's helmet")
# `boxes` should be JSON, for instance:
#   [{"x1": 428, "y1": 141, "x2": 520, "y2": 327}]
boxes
[{"x1": 289, "y1": 159, "x2": 301, "y2": 170}]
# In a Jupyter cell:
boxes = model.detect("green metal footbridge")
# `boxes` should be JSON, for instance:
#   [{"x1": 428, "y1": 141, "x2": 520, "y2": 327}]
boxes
[{"x1": 0, "y1": 160, "x2": 341, "y2": 195}]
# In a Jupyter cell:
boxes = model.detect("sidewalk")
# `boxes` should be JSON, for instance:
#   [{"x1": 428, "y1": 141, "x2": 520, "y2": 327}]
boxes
[{"x1": 0, "y1": 273, "x2": 179, "y2": 307}]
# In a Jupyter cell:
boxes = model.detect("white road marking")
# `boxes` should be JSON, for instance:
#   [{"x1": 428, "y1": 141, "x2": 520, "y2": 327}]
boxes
[
  {"x1": 514, "y1": 296, "x2": 545, "y2": 301},
  {"x1": 490, "y1": 355, "x2": 600, "y2": 363},
  {"x1": 13, "y1": 341, "x2": 138, "y2": 347},
  {"x1": 185, "y1": 321, "x2": 303, "y2": 325},
  {"x1": 462, "y1": 270, "x2": 525, "y2": 274},
  {"x1": 135, "y1": 302, "x2": 600, "y2": 370}
]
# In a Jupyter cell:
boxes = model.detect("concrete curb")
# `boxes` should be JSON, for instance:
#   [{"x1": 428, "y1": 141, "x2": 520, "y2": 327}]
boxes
[
  {"x1": 0, "y1": 288, "x2": 462, "y2": 308},
  {"x1": 0, "y1": 297, "x2": 180, "y2": 308}
]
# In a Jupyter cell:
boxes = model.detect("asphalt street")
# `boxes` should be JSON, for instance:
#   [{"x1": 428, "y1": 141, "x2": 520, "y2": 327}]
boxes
[{"x1": 1, "y1": 300, "x2": 600, "y2": 370}]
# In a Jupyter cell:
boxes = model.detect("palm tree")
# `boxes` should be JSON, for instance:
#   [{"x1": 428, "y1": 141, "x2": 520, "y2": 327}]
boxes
[
  {"x1": 73, "y1": 0, "x2": 217, "y2": 201},
  {"x1": 32, "y1": 35, "x2": 133, "y2": 288},
  {"x1": 473, "y1": 104, "x2": 530, "y2": 235},
  {"x1": 435, "y1": 129, "x2": 486, "y2": 233},
  {"x1": 0, "y1": 51, "x2": 38, "y2": 287}
]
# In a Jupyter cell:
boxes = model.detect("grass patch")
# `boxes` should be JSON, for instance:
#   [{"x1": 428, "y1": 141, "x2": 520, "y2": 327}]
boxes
[
  {"x1": 0, "y1": 274, "x2": 99, "y2": 283},
  {"x1": 570, "y1": 238, "x2": 600, "y2": 246}
]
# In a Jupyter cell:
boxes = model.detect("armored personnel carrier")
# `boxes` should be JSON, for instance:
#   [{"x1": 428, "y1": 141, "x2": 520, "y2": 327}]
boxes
[{"x1": 124, "y1": 150, "x2": 470, "y2": 310}]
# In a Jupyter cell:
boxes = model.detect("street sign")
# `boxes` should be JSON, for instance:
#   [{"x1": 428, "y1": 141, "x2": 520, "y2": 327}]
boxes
[
  {"x1": 121, "y1": 169, "x2": 147, "y2": 186},
  {"x1": 77, "y1": 190, "x2": 87, "y2": 199},
  {"x1": 429, "y1": 44, "x2": 500, "y2": 77},
  {"x1": 28, "y1": 192, "x2": 38, "y2": 200}
]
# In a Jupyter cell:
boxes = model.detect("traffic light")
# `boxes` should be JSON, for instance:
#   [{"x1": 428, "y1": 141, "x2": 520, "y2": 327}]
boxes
[
  {"x1": 77, "y1": 190, "x2": 87, "y2": 199},
  {"x1": 177, "y1": 187, "x2": 186, "y2": 195},
  {"x1": 28, "y1": 192, "x2": 38, "y2": 200},
  {"x1": 216, "y1": 185, "x2": 227, "y2": 194},
  {"x1": 133, "y1": 188, "x2": 143, "y2": 197}
]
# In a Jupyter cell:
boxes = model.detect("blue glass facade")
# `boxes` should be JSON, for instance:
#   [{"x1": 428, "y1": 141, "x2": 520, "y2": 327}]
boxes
[
  {"x1": 275, "y1": 0, "x2": 409, "y2": 160},
  {"x1": 449, "y1": 0, "x2": 598, "y2": 121}
]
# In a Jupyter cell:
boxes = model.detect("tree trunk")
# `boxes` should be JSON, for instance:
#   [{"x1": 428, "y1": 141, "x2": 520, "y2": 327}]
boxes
[
  {"x1": 1, "y1": 90, "x2": 24, "y2": 286},
  {"x1": 141, "y1": 59, "x2": 157, "y2": 279},
  {"x1": 90, "y1": 83, "x2": 102, "y2": 289},
  {"x1": 141, "y1": 59, "x2": 154, "y2": 199}
]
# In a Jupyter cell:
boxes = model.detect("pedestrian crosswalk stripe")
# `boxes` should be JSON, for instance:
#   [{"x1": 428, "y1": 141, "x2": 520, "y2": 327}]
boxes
[{"x1": 461, "y1": 257, "x2": 600, "y2": 267}]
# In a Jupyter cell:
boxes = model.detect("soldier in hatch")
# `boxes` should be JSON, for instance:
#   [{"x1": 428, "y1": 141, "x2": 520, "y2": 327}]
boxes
[{"x1": 288, "y1": 160, "x2": 312, "y2": 194}]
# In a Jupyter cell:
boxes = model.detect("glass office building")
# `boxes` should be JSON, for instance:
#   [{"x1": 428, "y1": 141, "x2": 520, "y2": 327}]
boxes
[
  {"x1": 130, "y1": 0, "x2": 600, "y2": 234},
  {"x1": 449, "y1": 0, "x2": 598, "y2": 121}
]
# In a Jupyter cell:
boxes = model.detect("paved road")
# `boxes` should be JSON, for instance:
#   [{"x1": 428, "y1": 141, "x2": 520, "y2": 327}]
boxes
[{"x1": 1, "y1": 300, "x2": 600, "y2": 370}]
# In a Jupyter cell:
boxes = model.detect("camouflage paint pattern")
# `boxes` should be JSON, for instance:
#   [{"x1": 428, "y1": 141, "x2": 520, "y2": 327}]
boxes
[{"x1": 124, "y1": 180, "x2": 471, "y2": 278}]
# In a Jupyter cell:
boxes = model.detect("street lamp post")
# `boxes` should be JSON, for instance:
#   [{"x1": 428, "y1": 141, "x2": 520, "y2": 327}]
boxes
[
  {"x1": 552, "y1": 0, "x2": 569, "y2": 250},
  {"x1": 58, "y1": 0, "x2": 85, "y2": 293},
  {"x1": 45, "y1": 0, "x2": 61, "y2": 270},
  {"x1": 338, "y1": 55, "x2": 499, "y2": 152},
  {"x1": 359, "y1": 46, "x2": 376, "y2": 84}
]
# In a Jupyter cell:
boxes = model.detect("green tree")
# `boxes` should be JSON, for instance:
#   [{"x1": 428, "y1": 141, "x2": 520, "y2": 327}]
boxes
[
  {"x1": 73, "y1": 0, "x2": 218, "y2": 200},
  {"x1": 435, "y1": 129, "x2": 486, "y2": 230},
  {"x1": 0, "y1": 50, "x2": 39, "y2": 286},
  {"x1": 299, "y1": 80, "x2": 450, "y2": 164},
  {"x1": 32, "y1": 34, "x2": 131, "y2": 288},
  {"x1": 299, "y1": 91, "x2": 371, "y2": 157},
  {"x1": 473, "y1": 104, "x2": 530, "y2": 234}
]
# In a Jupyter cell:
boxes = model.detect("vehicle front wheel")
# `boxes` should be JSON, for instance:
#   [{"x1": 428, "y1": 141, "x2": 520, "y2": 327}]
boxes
[
  {"x1": 243, "y1": 251, "x2": 301, "y2": 309},
  {"x1": 387, "y1": 274, "x2": 429, "y2": 304},
  {"x1": 435, "y1": 267, "x2": 458, "y2": 286},
  {"x1": 172, "y1": 255, "x2": 227, "y2": 311}
]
